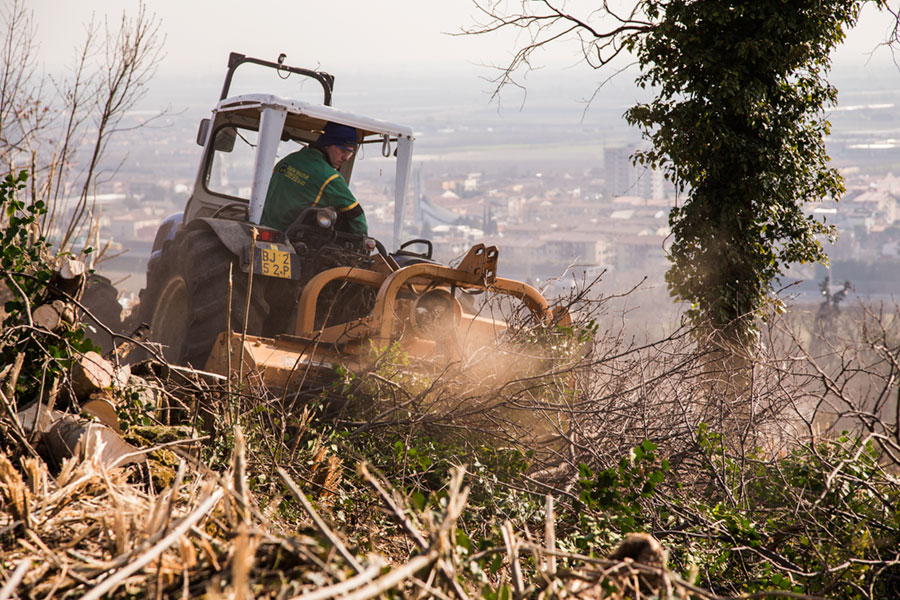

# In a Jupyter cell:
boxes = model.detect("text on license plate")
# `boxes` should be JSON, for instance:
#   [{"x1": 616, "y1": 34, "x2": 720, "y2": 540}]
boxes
[{"x1": 259, "y1": 247, "x2": 291, "y2": 278}]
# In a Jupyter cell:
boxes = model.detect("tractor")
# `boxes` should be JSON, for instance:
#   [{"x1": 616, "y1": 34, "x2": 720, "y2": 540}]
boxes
[{"x1": 139, "y1": 53, "x2": 565, "y2": 388}]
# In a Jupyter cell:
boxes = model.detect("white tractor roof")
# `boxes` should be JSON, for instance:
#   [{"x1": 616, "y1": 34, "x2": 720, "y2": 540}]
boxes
[{"x1": 215, "y1": 94, "x2": 414, "y2": 140}]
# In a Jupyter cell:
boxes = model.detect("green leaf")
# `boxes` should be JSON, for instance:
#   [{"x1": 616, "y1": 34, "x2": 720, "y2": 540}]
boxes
[
  {"x1": 456, "y1": 530, "x2": 472, "y2": 553},
  {"x1": 489, "y1": 553, "x2": 503, "y2": 574}
]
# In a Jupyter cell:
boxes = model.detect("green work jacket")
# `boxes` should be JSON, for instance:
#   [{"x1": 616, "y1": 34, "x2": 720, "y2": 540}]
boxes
[{"x1": 260, "y1": 147, "x2": 367, "y2": 235}]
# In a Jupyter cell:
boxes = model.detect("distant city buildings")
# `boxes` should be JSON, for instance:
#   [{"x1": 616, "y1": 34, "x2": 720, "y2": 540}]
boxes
[{"x1": 604, "y1": 146, "x2": 672, "y2": 201}]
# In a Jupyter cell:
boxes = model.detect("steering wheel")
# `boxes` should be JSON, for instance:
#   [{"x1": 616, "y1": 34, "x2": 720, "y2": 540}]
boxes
[{"x1": 397, "y1": 238, "x2": 433, "y2": 260}]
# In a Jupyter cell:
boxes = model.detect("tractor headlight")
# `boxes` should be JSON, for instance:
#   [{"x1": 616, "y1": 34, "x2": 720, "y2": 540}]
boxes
[{"x1": 316, "y1": 208, "x2": 336, "y2": 229}]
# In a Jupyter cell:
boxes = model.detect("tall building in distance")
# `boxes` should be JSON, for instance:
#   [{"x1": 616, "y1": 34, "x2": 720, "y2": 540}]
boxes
[{"x1": 604, "y1": 146, "x2": 672, "y2": 201}]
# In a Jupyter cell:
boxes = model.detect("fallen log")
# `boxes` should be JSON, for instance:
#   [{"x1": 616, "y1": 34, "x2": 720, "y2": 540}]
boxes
[
  {"x1": 33, "y1": 300, "x2": 77, "y2": 331},
  {"x1": 81, "y1": 390, "x2": 122, "y2": 434},
  {"x1": 71, "y1": 351, "x2": 115, "y2": 399},
  {"x1": 17, "y1": 402, "x2": 144, "y2": 469}
]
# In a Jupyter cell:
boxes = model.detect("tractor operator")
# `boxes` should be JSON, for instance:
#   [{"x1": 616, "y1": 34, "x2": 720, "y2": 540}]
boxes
[{"x1": 260, "y1": 121, "x2": 368, "y2": 235}]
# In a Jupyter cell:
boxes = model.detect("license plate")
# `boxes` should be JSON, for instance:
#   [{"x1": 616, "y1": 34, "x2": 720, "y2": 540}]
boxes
[{"x1": 258, "y1": 245, "x2": 292, "y2": 279}]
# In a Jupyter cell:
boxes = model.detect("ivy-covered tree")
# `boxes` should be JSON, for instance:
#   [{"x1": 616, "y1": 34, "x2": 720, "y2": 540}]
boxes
[
  {"x1": 467, "y1": 0, "x2": 896, "y2": 345},
  {"x1": 625, "y1": 0, "x2": 883, "y2": 343}
]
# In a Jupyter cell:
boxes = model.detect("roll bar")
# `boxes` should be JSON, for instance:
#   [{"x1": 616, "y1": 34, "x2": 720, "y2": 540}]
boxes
[{"x1": 219, "y1": 52, "x2": 335, "y2": 105}]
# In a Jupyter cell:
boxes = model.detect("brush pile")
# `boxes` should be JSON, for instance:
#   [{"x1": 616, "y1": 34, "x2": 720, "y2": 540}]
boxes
[{"x1": 2, "y1": 287, "x2": 868, "y2": 600}]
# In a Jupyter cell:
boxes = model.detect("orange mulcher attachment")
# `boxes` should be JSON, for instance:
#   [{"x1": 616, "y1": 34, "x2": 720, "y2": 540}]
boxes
[{"x1": 204, "y1": 244, "x2": 570, "y2": 390}]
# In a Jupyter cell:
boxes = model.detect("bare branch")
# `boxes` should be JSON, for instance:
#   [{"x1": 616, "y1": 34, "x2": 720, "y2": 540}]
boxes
[{"x1": 459, "y1": 0, "x2": 651, "y2": 101}]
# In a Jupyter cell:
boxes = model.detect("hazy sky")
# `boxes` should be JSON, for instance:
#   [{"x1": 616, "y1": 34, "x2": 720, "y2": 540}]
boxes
[
  {"x1": 28, "y1": 1, "x2": 513, "y2": 75},
  {"x1": 19, "y1": 0, "x2": 900, "y2": 126},
  {"x1": 26, "y1": 1, "x2": 900, "y2": 76}
]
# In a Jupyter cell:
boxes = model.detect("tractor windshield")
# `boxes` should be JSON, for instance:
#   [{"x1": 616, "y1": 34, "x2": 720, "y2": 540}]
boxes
[{"x1": 205, "y1": 124, "x2": 311, "y2": 202}]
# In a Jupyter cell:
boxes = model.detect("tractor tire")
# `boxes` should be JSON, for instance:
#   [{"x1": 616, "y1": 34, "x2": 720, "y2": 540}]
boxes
[{"x1": 139, "y1": 226, "x2": 269, "y2": 368}]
